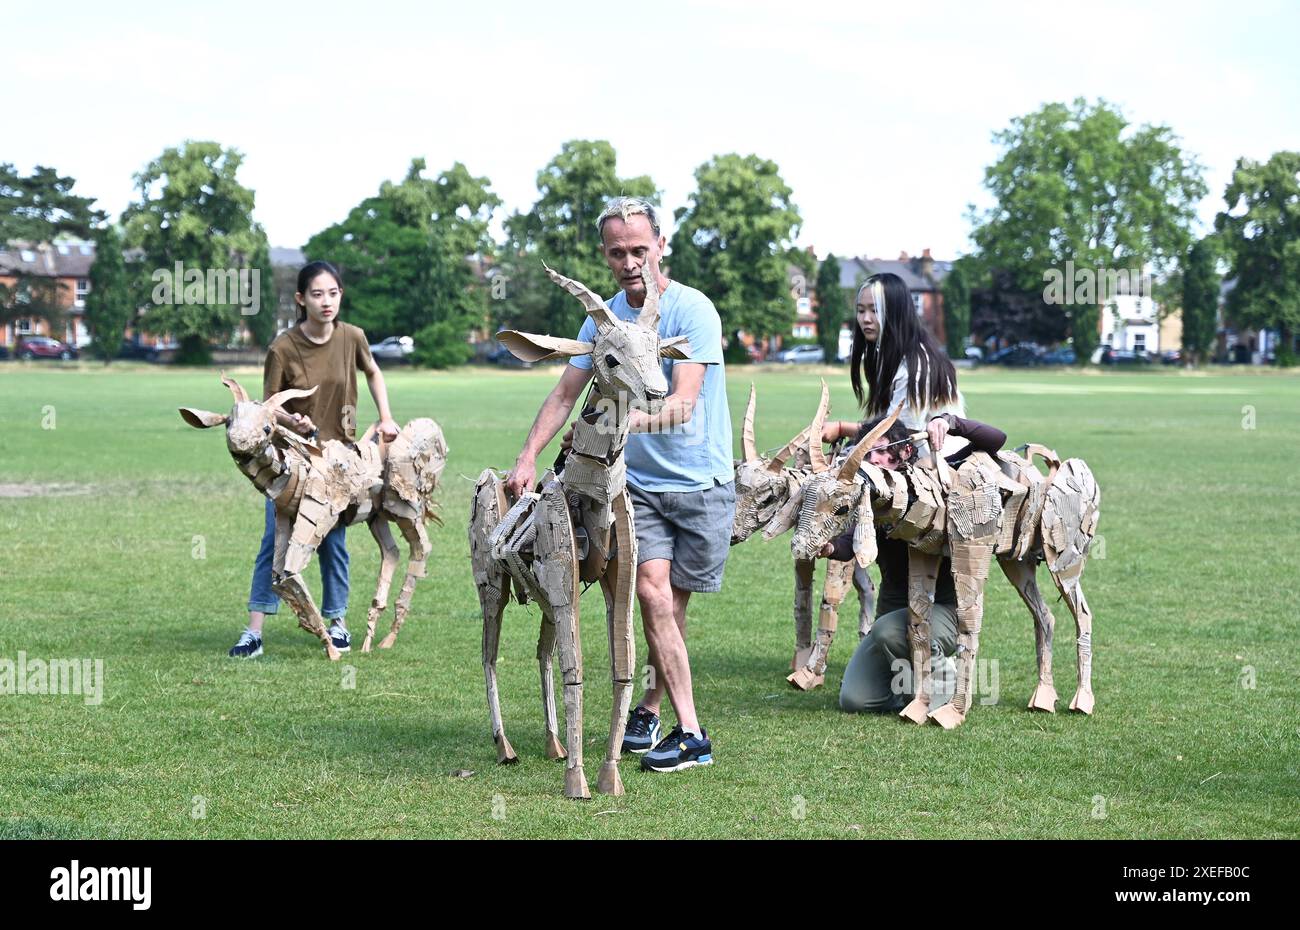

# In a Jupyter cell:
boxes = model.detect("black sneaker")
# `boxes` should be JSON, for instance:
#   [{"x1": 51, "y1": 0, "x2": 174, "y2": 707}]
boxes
[
  {"x1": 640, "y1": 725, "x2": 713, "y2": 773},
  {"x1": 229, "y1": 629, "x2": 263, "y2": 658},
  {"x1": 621, "y1": 706, "x2": 662, "y2": 755},
  {"x1": 327, "y1": 622, "x2": 351, "y2": 653}
]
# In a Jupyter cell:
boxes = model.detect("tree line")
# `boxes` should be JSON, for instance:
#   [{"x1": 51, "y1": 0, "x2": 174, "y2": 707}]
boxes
[{"x1": 4, "y1": 99, "x2": 1297, "y2": 367}]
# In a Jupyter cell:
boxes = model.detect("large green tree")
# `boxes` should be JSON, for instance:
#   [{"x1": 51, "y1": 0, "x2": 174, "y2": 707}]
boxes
[
  {"x1": 121, "y1": 141, "x2": 270, "y2": 364},
  {"x1": 306, "y1": 158, "x2": 499, "y2": 367},
  {"x1": 1214, "y1": 150, "x2": 1300, "y2": 364},
  {"x1": 815, "y1": 253, "x2": 848, "y2": 363},
  {"x1": 83, "y1": 225, "x2": 135, "y2": 361},
  {"x1": 500, "y1": 140, "x2": 656, "y2": 336},
  {"x1": 670, "y1": 153, "x2": 802, "y2": 341},
  {"x1": 969, "y1": 98, "x2": 1206, "y2": 362},
  {"x1": 1180, "y1": 235, "x2": 1222, "y2": 366}
]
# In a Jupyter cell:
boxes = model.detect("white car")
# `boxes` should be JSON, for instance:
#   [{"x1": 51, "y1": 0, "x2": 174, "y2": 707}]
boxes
[
  {"x1": 779, "y1": 344, "x2": 825, "y2": 364},
  {"x1": 369, "y1": 335, "x2": 414, "y2": 362}
]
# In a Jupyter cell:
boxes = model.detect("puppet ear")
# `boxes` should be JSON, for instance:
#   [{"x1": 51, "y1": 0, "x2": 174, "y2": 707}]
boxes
[
  {"x1": 762, "y1": 493, "x2": 803, "y2": 541},
  {"x1": 264, "y1": 385, "x2": 318, "y2": 410},
  {"x1": 497, "y1": 331, "x2": 595, "y2": 363},
  {"x1": 220, "y1": 371, "x2": 250, "y2": 403},
  {"x1": 853, "y1": 492, "x2": 878, "y2": 568},
  {"x1": 659, "y1": 335, "x2": 692, "y2": 360},
  {"x1": 542, "y1": 261, "x2": 617, "y2": 330},
  {"x1": 180, "y1": 407, "x2": 228, "y2": 429}
]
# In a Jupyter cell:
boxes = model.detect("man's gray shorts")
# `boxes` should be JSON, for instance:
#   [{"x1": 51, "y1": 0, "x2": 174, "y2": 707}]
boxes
[{"x1": 627, "y1": 481, "x2": 736, "y2": 593}]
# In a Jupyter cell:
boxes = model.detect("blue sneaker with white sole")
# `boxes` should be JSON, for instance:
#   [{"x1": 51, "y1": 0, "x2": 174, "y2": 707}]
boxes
[
  {"x1": 228, "y1": 628, "x2": 263, "y2": 658},
  {"x1": 640, "y1": 725, "x2": 713, "y2": 773},
  {"x1": 327, "y1": 622, "x2": 351, "y2": 653},
  {"x1": 621, "y1": 706, "x2": 662, "y2": 755}
]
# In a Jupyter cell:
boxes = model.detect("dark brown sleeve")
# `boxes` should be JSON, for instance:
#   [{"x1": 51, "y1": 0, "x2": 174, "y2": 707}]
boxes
[{"x1": 945, "y1": 414, "x2": 1006, "y2": 457}]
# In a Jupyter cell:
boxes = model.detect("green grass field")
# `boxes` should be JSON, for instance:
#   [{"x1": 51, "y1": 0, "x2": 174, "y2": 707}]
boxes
[{"x1": 1, "y1": 362, "x2": 1297, "y2": 839}]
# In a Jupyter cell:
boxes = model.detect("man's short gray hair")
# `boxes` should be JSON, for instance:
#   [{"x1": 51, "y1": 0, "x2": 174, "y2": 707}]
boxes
[{"x1": 596, "y1": 197, "x2": 662, "y2": 240}]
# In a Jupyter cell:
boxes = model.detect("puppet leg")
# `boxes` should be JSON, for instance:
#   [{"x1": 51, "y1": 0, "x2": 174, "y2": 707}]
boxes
[
  {"x1": 854, "y1": 563, "x2": 877, "y2": 639},
  {"x1": 471, "y1": 472, "x2": 518, "y2": 763},
  {"x1": 899, "y1": 551, "x2": 940, "y2": 724},
  {"x1": 790, "y1": 558, "x2": 853, "y2": 690},
  {"x1": 274, "y1": 500, "x2": 340, "y2": 660},
  {"x1": 1053, "y1": 573, "x2": 1095, "y2": 714},
  {"x1": 535, "y1": 487, "x2": 588, "y2": 799},
  {"x1": 596, "y1": 490, "x2": 637, "y2": 795},
  {"x1": 998, "y1": 557, "x2": 1058, "y2": 712},
  {"x1": 929, "y1": 538, "x2": 993, "y2": 729},
  {"x1": 791, "y1": 558, "x2": 815, "y2": 673},
  {"x1": 377, "y1": 517, "x2": 429, "y2": 649},
  {"x1": 537, "y1": 610, "x2": 566, "y2": 761},
  {"x1": 362, "y1": 516, "x2": 401, "y2": 653}
]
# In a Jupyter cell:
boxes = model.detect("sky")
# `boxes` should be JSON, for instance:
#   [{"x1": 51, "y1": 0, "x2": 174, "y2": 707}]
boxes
[{"x1": 7, "y1": 0, "x2": 1298, "y2": 262}]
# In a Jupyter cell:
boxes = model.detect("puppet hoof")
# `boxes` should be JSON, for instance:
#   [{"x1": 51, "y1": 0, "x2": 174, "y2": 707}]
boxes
[
  {"x1": 325, "y1": 643, "x2": 341, "y2": 661},
  {"x1": 1027, "y1": 683, "x2": 1058, "y2": 712},
  {"x1": 786, "y1": 667, "x2": 824, "y2": 691},
  {"x1": 899, "y1": 698, "x2": 930, "y2": 724},
  {"x1": 377, "y1": 633, "x2": 397, "y2": 650},
  {"x1": 495, "y1": 734, "x2": 519, "y2": 765},
  {"x1": 1069, "y1": 688, "x2": 1095, "y2": 715},
  {"x1": 360, "y1": 635, "x2": 373, "y2": 653},
  {"x1": 564, "y1": 766, "x2": 591, "y2": 800},
  {"x1": 544, "y1": 731, "x2": 568, "y2": 760},
  {"x1": 596, "y1": 762, "x2": 624, "y2": 796},
  {"x1": 927, "y1": 703, "x2": 966, "y2": 729}
]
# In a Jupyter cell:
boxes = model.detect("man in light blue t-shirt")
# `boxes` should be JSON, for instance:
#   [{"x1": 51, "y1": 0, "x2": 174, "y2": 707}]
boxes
[{"x1": 505, "y1": 197, "x2": 733, "y2": 775}]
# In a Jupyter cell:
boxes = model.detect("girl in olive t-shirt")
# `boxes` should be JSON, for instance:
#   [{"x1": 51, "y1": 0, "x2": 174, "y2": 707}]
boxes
[{"x1": 229, "y1": 260, "x2": 401, "y2": 658}]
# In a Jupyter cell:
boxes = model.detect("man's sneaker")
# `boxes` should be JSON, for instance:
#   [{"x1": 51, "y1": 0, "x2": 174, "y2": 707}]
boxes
[
  {"x1": 641, "y1": 725, "x2": 713, "y2": 773},
  {"x1": 228, "y1": 629, "x2": 263, "y2": 659},
  {"x1": 327, "y1": 622, "x2": 351, "y2": 653},
  {"x1": 621, "y1": 706, "x2": 662, "y2": 755}
]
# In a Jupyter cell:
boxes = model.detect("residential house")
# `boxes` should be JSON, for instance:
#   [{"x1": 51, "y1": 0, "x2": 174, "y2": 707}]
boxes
[{"x1": 0, "y1": 240, "x2": 95, "y2": 348}]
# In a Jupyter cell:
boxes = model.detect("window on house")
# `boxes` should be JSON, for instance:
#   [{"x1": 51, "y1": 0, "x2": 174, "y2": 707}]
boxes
[
  {"x1": 913, "y1": 293, "x2": 924, "y2": 317},
  {"x1": 16, "y1": 318, "x2": 34, "y2": 334},
  {"x1": 1134, "y1": 333, "x2": 1146, "y2": 352},
  {"x1": 21, "y1": 249, "x2": 35, "y2": 263},
  {"x1": 76, "y1": 279, "x2": 89, "y2": 306}
]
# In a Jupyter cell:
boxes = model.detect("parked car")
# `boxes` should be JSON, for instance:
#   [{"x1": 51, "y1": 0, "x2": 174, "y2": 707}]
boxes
[
  {"x1": 117, "y1": 340, "x2": 162, "y2": 362},
  {"x1": 1100, "y1": 348, "x2": 1151, "y2": 366},
  {"x1": 987, "y1": 344, "x2": 1043, "y2": 367},
  {"x1": 1040, "y1": 347, "x2": 1076, "y2": 365},
  {"x1": 1161, "y1": 349, "x2": 1183, "y2": 365},
  {"x1": 778, "y1": 344, "x2": 825, "y2": 364},
  {"x1": 369, "y1": 335, "x2": 414, "y2": 362},
  {"x1": 16, "y1": 337, "x2": 78, "y2": 360},
  {"x1": 964, "y1": 346, "x2": 985, "y2": 362},
  {"x1": 486, "y1": 344, "x2": 532, "y2": 369},
  {"x1": 0, "y1": 345, "x2": 10, "y2": 361}
]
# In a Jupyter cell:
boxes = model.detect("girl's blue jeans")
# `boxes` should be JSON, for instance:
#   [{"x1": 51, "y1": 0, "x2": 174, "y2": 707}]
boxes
[{"x1": 247, "y1": 498, "x2": 349, "y2": 621}]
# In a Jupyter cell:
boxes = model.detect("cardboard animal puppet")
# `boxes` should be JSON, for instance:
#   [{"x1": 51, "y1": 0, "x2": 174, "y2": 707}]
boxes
[
  {"x1": 181, "y1": 376, "x2": 447, "y2": 658},
  {"x1": 730, "y1": 381, "x2": 876, "y2": 690},
  {"x1": 468, "y1": 262, "x2": 690, "y2": 799},
  {"x1": 789, "y1": 406, "x2": 1099, "y2": 728}
]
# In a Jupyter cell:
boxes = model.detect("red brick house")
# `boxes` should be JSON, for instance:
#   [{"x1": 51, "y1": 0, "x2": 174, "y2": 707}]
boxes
[{"x1": 0, "y1": 240, "x2": 95, "y2": 348}]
